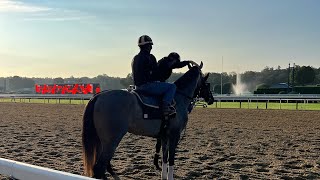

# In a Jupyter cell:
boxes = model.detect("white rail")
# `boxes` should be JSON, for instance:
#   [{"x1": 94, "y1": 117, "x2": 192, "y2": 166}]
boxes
[{"x1": 0, "y1": 158, "x2": 94, "y2": 180}]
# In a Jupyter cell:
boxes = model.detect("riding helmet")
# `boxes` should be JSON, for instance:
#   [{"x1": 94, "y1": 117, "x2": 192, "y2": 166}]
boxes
[
  {"x1": 138, "y1": 35, "x2": 153, "y2": 46},
  {"x1": 168, "y1": 52, "x2": 181, "y2": 62}
]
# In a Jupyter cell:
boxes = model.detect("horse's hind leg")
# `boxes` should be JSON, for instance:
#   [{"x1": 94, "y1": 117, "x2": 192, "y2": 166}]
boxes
[
  {"x1": 93, "y1": 148, "x2": 108, "y2": 179},
  {"x1": 89, "y1": 142, "x2": 103, "y2": 179},
  {"x1": 93, "y1": 135, "x2": 125, "y2": 179}
]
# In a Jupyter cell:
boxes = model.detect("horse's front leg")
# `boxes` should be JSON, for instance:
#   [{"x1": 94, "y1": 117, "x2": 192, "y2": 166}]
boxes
[
  {"x1": 168, "y1": 132, "x2": 180, "y2": 180},
  {"x1": 161, "y1": 137, "x2": 169, "y2": 180}
]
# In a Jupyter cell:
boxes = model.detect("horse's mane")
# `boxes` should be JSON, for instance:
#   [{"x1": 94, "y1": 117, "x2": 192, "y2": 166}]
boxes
[{"x1": 174, "y1": 66, "x2": 200, "y2": 89}]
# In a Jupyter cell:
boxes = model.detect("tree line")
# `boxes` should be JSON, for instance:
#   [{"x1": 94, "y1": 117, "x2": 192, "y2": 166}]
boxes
[
  {"x1": 1, "y1": 65, "x2": 320, "y2": 94},
  {"x1": 0, "y1": 74, "x2": 124, "y2": 93}
]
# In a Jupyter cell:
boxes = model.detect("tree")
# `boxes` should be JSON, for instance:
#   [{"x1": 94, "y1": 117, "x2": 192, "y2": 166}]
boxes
[
  {"x1": 79, "y1": 77, "x2": 91, "y2": 83},
  {"x1": 241, "y1": 71, "x2": 259, "y2": 92},
  {"x1": 120, "y1": 73, "x2": 133, "y2": 88},
  {"x1": 9, "y1": 76, "x2": 35, "y2": 90},
  {"x1": 213, "y1": 84, "x2": 221, "y2": 94},
  {"x1": 92, "y1": 74, "x2": 123, "y2": 90},
  {"x1": 315, "y1": 74, "x2": 320, "y2": 84},
  {"x1": 212, "y1": 83, "x2": 233, "y2": 94},
  {"x1": 295, "y1": 66, "x2": 315, "y2": 85},
  {"x1": 315, "y1": 68, "x2": 320, "y2": 84},
  {"x1": 223, "y1": 83, "x2": 233, "y2": 94},
  {"x1": 53, "y1": 77, "x2": 64, "y2": 84}
]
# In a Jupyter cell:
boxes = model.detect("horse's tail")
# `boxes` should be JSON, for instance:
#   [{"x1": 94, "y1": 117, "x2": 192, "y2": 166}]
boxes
[{"x1": 82, "y1": 95, "x2": 100, "y2": 177}]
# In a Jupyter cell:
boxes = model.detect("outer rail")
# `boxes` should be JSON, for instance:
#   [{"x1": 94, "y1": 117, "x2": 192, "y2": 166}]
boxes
[{"x1": 0, "y1": 158, "x2": 95, "y2": 180}]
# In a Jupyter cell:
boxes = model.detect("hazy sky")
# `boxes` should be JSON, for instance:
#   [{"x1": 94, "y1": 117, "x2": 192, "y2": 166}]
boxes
[{"x1": 0, "y1": 0, "x2": 319, "y2": 78}]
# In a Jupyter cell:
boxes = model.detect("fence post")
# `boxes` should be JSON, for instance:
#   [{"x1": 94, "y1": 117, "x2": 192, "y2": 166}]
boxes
[
  {"x1": 240, "y1": 101, "x2": 242, "y2": 109},
  {"x1": 266, "y1": 100, "x2": 268, "y2": 109},
  {"x1": 280, "y1": 99, "x2": 282, "y2": 109},
  {"x1": 296, "y1": 101, "x2": 298, "y2": 110},
  {"x1": 304, "y1": 99, "x2": 306, "y2": 110}
]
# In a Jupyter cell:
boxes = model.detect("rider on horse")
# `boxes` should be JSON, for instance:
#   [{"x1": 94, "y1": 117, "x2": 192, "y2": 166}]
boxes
[
  {"x1": 156, "y1": 52, "x2": 190, "y2": 82},
  {"x1": 132, "y1": 35, "x2": 185, "y2": 118}
]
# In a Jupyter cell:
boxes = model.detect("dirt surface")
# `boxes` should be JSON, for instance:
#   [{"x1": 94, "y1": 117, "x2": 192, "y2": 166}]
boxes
[{"x1": 0, "y1": 103, "x2": 320, "y2": 179}]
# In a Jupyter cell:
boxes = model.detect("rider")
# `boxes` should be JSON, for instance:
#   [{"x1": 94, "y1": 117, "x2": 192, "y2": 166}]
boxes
[
  {"x1": 131, "y1": 35, "x2": 176, "y2": 117},
  {"x1": 157, "y1": 52, "x2": 190, "y2": 82},
  {"x1": 157, "y1": 52, "x2": 197, "y2": 113}
]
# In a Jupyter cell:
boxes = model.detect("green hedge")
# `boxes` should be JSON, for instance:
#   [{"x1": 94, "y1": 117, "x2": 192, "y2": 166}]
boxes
[
  {"x1": 254, "y1": 86, "x2": 320, "y2": 94},
  {"x1": 293, "y1": 86, "x2": 320, "y2": 94},
  {"x1": 254, "y1": 88, "x2": 289, "y2": 94}
]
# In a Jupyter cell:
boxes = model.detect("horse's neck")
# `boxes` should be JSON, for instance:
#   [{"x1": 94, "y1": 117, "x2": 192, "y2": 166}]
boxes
[{"x1": 174, "y1": 68, "x2": 200, "y2": 103}]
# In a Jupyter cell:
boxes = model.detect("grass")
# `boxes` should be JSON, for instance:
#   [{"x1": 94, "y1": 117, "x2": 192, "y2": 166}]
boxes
[
  {"x1": 1, "y1": 98, "x2": 320, "y2": 110},
  {"x1": 204, "y1": 101, "x2": 320, "y2": 110},
  {"x1": 0, "y1": 98, "x2": 89, "y2": 105}
]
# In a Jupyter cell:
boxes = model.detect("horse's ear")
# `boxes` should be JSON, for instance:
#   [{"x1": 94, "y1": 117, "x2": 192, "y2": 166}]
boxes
[
  {"x1": 204, "y1": 73, "x2": 209, "y2": 81},
  {"x1": 199, "y1": 61, "x2": 203, "y2": 69},
  {"x1": 188, "y1": 63, "x2": 192, "y2": 69}
]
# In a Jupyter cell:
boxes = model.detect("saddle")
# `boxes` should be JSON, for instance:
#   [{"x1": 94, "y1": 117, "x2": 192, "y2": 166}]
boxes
[{"x1": 127, "y1": 86, "x2": 175, "y2": 119}]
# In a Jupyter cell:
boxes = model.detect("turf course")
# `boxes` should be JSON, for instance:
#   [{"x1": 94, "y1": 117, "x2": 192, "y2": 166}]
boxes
[
  {"x1": 204, "y1": 101, "x2": 320, "y2": 110},
  {"x1": 1, "y1": 97, "x2": 320, "y2": 110}
]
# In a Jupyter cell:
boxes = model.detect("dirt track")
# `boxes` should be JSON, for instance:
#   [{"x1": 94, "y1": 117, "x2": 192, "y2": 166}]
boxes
[{"x1": 0, "y1": 103, "x2": 320, "y2": 179}]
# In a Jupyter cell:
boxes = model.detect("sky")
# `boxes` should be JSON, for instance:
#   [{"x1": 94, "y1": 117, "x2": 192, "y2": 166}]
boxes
[{"x1": 0, "y1": 0, "x2": 319, "y2": 78}]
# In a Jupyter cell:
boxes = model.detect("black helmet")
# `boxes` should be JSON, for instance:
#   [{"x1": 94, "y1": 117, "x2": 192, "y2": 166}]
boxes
[
  {"x1": 168, "y1": 52, "x2": 180, "y2": 62},
  {"x1": 138, "y1": 35, "x2": 153, "y2": 46}
]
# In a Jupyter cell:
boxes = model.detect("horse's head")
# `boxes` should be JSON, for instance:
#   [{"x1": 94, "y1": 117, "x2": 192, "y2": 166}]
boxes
[{"x1": 189, "y1": 61, "x2": 214, "y2": 105}]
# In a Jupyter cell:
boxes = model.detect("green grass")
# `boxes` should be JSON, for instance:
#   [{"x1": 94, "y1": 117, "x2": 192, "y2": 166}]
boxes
[
  {"x1": 200, "y1": 101, "x2": 320, "y2": 110},
  {"x1": 0, "y1": 98, "x2": 89, "y2": 105},
  {"x1": 1, "y1": 98, "x2": 320, "y2": 110}
]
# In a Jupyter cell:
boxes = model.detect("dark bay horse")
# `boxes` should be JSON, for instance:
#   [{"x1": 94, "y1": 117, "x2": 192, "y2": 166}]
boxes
[{"x1": 82, "y1": 62, "x2": 214, "y2": 179}]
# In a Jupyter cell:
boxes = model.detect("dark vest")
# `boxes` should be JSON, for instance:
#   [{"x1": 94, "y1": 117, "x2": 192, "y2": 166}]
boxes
[{"x1": 131, "y1": 50, "x2": 158, "y2": 86}]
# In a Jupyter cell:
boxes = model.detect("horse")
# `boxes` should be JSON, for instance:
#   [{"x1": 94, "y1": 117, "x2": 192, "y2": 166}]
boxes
[{"x1": 82, "y1": 62, "x2": 214, "y2": 180}]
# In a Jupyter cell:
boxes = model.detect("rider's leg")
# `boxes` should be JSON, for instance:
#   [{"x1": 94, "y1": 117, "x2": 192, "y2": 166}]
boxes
[
  {"x1": 161, "y1": 83, "x2": 176, "y2": 117},
  {"x1": 138, "y1": 82, "x2": 177, "y2": 116},
  {"x1": 161, "y1": 83, "x2": 176, "y2": 106}
]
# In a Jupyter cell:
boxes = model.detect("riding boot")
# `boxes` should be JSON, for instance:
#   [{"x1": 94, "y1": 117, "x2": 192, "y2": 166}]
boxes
[{"x1": 162, "y1": 102, "x2": 176, "y2": 120}]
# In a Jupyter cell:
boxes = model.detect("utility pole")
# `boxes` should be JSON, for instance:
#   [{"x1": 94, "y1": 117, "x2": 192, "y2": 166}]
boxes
[
  {"x1": 221, "y1": 56, "x2": 223, "y2": 95},
  {"x1": 292, "y1": 63, "x2": 295, "y2": 90},
  {"x1": 288, "y1": 63, "x2": 290, "y2": 93}
]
